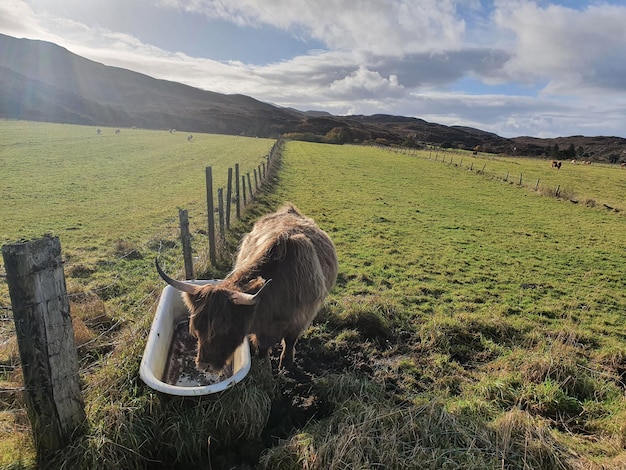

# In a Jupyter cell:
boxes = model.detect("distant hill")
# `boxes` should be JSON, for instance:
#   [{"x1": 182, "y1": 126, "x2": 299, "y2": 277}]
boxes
[{"x1": 0, "y1": 33, "x2": 624, "y2": 162}]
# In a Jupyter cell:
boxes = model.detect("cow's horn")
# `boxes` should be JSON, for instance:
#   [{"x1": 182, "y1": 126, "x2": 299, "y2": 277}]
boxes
[
  {"x1": 155, "y1": 258, "x2": 198, "y2": 294},
  {"x1": 231, "y1": 279, "x2": 272, "y2": 306}
]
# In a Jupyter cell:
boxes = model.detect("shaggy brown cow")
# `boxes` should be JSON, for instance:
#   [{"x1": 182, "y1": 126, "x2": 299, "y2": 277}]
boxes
[
  {"x1": 551, "y1": 160, "x2": 562, "y2": 169},
  {"x1": 156, "y1": 203, "x2": 338, "y2": 372}
]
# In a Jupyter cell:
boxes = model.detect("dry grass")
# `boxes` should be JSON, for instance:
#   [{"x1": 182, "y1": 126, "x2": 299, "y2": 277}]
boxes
[{"x1": 260, "y1": 397, "x2": 576, "y2": 469}]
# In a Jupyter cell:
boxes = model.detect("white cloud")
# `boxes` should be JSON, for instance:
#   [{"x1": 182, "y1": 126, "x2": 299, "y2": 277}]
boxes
[
  {"x1": 161, "y1": 0, "x2": 471, "y2": 55},
  {"x1": 493, "y1": 0, "x2": 626, "y2": 93},
  {"x1": 0, "y1": 0, "x2": 38, "y2": 36},
  {"x1": 328, "y1": 66, "x2": 404, "y2": 99}
]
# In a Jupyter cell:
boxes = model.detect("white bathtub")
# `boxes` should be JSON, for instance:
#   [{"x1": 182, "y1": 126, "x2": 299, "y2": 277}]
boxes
[{"x1": 139, "y1": 281, "x2": 251, "y2": 396}]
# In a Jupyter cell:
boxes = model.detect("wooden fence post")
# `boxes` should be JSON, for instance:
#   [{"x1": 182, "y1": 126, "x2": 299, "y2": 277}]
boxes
[
  {"x1": 205, "y1": 167, "x2": 217, "y2": 265},
  {"x1": 217, "y1": 188, "x2": 225, "y2": 243},
  {"x1": 535, "y1": 178, "x2": 540, "y2": 191},
  {"x1": 253, "y1": 168, "x2": 259, "y2": 192},
  {"x1": 1, "y1": 236, "x2": 86, "y2": 465},
  {"x1": 178, "y1": 209, "x2": 194, "y2": 279},
  {"x1": 226, "y1": 167, "x2": 233, "y2": 229},
  {"x1": 235, "y1": 164, "x2": 241, "y2": 220},
  {"x1": 247, "y1": 173, "x2": 253, "y2": 201},
  {"x1": 241, "y1": 176, "x2": 247, "y2": 206},
  {"x1": 518, "y1": 173, "x2": 523, "y2": 186}
]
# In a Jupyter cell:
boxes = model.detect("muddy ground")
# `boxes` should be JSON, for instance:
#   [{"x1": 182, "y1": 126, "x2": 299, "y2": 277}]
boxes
[{"x1": 207, "y1": 334, "x2": 375, "y2": 470}]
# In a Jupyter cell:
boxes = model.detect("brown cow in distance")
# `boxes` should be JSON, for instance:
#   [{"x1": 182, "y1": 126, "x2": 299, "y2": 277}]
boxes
[
  {"x1": 156, "y1": 203, "x2": 338, "y2": 372},
  {"x1": 551, "y1": 160, "x2": 562, "y2": 169}
]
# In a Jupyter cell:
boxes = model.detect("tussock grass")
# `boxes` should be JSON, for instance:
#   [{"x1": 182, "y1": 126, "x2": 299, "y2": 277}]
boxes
[
  {"x1": 325, "y1": 294, "x2": 394, "y2": 341},
  {"x1": 261, "y1": 397, "x2": 576, "y2": 469},
  {"x1": 44, "y1": 320, "x2": 277, "y2": 469}
]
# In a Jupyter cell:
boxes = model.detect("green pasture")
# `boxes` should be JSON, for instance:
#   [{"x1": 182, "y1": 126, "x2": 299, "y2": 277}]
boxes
[
  {"x1": 0, "y1": 121, "x2": 273, "y2": 250},
  {"x1": 429, "y1": 148, "x2": 626, "y2": 210},
  {"x1": 1, "y1": 124, "x2": 626, "y2": 468},
  {"x1": 276, "y1": 142, "x2": 626, "y2": 327},
  {"x1": 264, "y1": 141, "x2": 626, "y2": 468}
]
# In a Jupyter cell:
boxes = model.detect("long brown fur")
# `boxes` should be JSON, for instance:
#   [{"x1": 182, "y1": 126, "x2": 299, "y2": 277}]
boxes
[{"x1": 177, "y1": 203, "x2": 338, "y2": 371}]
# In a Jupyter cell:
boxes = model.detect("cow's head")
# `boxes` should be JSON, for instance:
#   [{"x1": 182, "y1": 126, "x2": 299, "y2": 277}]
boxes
[{"x1": 155, "y1": 259, "x2": 269, "y2": 373}]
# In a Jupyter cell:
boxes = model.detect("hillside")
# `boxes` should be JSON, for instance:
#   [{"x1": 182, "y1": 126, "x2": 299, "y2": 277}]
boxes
[{"x1": 1, "y1": 33, "x2": 625, "y2": 162}]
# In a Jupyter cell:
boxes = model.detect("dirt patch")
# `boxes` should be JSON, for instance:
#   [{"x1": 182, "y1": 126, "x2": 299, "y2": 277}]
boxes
[{"x1": 207, "y1": 334, "x2": 377, "y2": 468}]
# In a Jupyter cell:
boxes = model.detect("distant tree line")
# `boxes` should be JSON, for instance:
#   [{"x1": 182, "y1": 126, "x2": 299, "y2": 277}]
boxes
[{"x1": 545, "y1": 143, "x2": 592, "y2": 160}]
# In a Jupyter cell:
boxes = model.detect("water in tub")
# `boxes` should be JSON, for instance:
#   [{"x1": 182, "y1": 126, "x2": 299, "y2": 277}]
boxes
[{"x1": 163, "y1": 319, "x2": 233, "y2": 386}]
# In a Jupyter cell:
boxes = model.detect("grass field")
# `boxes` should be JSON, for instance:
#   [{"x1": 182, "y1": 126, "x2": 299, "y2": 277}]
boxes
[
  {"x1": 0, "y1": 121, "x2": 273, "y2": 248},
  {"x1": 1, "y1": 122, "x2": 626, "y2": 468},
  {"x1": 425, "y1": 147, "x2": 626, "y2": 211}
]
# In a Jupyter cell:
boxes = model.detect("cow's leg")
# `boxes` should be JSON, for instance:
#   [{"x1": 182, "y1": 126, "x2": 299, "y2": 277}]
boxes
[
  {"x1": 257, "y1": 346, "x2": 271, "y2": 360},
  {"x1": 252, "y1": 335, "x2": 273, "y2": 370},
  {"x1": 279, "y1": 334, "x2": 298, "y2": 370}
]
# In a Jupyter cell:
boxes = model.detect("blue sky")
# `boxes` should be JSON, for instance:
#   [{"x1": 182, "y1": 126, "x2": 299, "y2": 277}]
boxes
[{"x1": 2, "y1": 0, "x2": 626, "y2": 138}]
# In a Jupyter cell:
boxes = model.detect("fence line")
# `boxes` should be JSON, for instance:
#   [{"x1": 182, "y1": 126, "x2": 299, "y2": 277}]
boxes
[
  {"x1": 378, "y1": 144, "x2": 621, "y2": 210},
  {"x1": 178, "y1": 138, "x2": 281, "y2": 273}
]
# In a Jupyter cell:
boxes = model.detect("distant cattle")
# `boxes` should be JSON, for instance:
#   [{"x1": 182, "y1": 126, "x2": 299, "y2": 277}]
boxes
[
  {"x1": 551, "y1": 160, "x2": 562, "y2": 169},
  {"x1": 187, "y1": 134, "x2": 193, "y2": 141},
  {"x1": 621, "y1": 162, "x2": 626, "y2": 169},
  {"x1": 115, "y1": 129, "x2": 121, "y2": 135}
]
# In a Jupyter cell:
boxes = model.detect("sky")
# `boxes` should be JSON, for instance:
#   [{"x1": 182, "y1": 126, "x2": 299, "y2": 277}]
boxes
[{"x1": 1, "y1": 0, "x2": 626, "y2": 138}]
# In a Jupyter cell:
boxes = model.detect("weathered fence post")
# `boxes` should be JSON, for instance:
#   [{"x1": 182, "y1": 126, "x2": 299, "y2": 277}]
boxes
[
  {"x1": 241, "y1": 176, "x2": 247, "y2": 206},
  {"x1": 518, "y1": 173, "x2": 523, "y2": 186},
  {"x1": 235, "y1": 164, "x2": 241, "y2": 220},
  {"x1": 178, "y1": 209, "x2": 194, "y2": 279},
  {"x1": 1, "y1": 236, "x2": 86, "y2": 465},
  {"x1": 226, "y1": 167, "x2": 233, "y2": 229},
  {"x1": 505, "y1": 171, "x2": 509, "y2": 182},
  {"x1": 247, "y1": 173, "x2": 253, "y2": 200},
  {"x1": 217, "y1": 188, "x2": 225, "y2": 243},
  {"x1": 535, "y1": 178, "x2": 540, "y2": 191},
  {"x1": 253, "y1": 168, "x2": 259, "y2": 192},
  {"x1": 205, "y1": 167, "x2": 217, "y2": 265}
]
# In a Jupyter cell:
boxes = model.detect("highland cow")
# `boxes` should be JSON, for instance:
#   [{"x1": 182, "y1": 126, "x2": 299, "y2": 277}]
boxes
[{"x1": 156, "y1": 203, "x2": 338, "y2": 372}]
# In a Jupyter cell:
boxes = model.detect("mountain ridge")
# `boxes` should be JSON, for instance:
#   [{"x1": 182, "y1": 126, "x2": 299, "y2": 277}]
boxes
[{"x1": 1, "y1": 33, "x2": 624, "y2": 162}]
